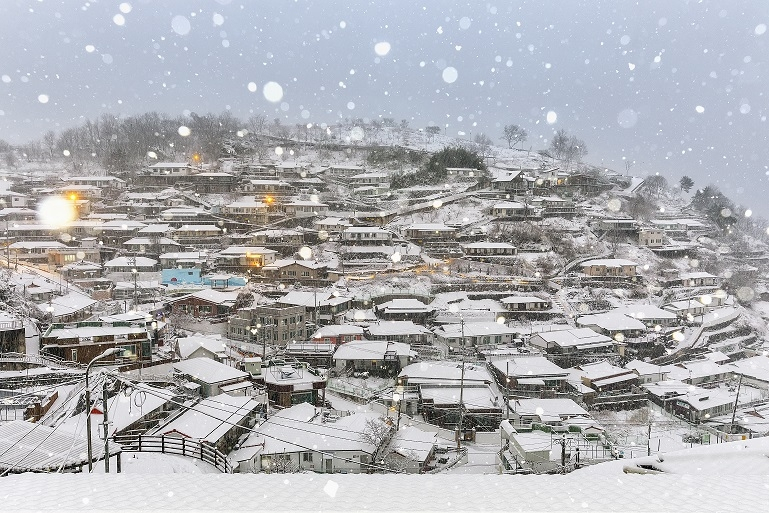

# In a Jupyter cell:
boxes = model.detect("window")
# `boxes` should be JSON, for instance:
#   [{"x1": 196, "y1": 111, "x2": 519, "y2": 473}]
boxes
[{"x1": 302, "y1": 452, "x2": 313, "y2": 462}]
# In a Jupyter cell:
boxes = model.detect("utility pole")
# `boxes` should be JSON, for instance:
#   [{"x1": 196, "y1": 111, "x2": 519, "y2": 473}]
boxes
[
  {"x1": 647, "y1": 420, "x2": 653, "y2": 456},
  {"x1": 560, "y1": 434, "x2": 567, "y2": 474},
  {"x1": 729, "y1": 373, "x2": 743, "y2": 436},
  {"x1": 103, "y1": 378, "x2": 111, "y2": 473},
  {"x1": 456, "y1": 318, "x2": 466, "y2": 450},
  {"x1": 505, "y1": 360, "x2": 510, "y2": 420}
]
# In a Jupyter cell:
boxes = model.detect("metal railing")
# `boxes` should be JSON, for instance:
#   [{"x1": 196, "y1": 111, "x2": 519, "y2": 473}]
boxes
[{"x1": 114, "y1": 434, "x2": 234, "y2": 473}]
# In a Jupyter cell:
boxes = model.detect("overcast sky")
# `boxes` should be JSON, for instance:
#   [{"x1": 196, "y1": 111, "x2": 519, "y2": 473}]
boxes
[{"x1": 1, "y1": 0, "x2": 767, "y2": 215}]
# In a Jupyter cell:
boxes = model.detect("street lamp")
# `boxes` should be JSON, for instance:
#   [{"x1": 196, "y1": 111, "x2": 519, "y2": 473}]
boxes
[{"x1": 85, "y1": 347, "x2": 123, "y2": 473}]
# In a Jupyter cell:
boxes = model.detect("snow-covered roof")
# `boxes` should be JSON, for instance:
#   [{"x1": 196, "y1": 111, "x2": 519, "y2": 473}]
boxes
[
  {"x1": 490, "y1": 356, "x2": 569, "y2": 378},
  {"x1": 154, "y1": 393, "x2": 258, "y2": 443},
  {"x1": 333, "y1": 340, "x2": 414, "y2": 361},
  {"x1": 364, "y1": 321, "x2": 433, "y2": 337},
  {"x1": 253, "y1": 402, "x2": 379, "y2": 455},
  {"x1": 405, "y1": 223, "x2": 456, "y2": 231},
  {"x1": 311, "y1": 324, "x2": 365, "y2": 338},
  {"x1": 104, "y1": 256, "x2": 157, "y2": 268},
  {"x1": 377, "y1": 298, "x2": 433, "y2": 313},
  {"x1": 725, "y1": 355, "x2": 769, "y2": 384},
  {"x1": 172, "y1": 358, "x2": 250, "y2": 385},
  {"x1": 580, "y1": 258, "x2": 638, "y2": 267},
  {"x1": 124, "y1": 237, "x2": 180, "y2": 246},
  {"x1": 44, "y1": 292, "x2": 98, "y2": 318},
  {"x1": 0, "y1": 420, "x2": 118, "y2": 473},
  {"x1": 167, "y1": 289, "x2": 240, "y2": 306},
  {"x1": 176, "y1": 335, "x2": 228, "y2": 359},
  {"x1": 399, "y1": 361, "x2": 492, "y2": 385},
  {"x1": 530, "y1": 328, "x2": 615, "y2": 349},
  {"x1": 280, "y1": 291, "x2": 351, "y2": 308},
  {"x1": 511, "y1": 398, "x2": 589, "y2": 419},
  {"x1": 391, "y1": 425, "x2": 437, "y2": 462},
  {"x1": 218, "y1": 246, "x2": 277, "y2": 256},
  {"x1": 262, "y1": 259, "x2": 327, "y2": 270},
  {"x1": 434, "y1": 321, "x2": 521, "y2": 338},
  {"x1": 419, "y1": 385, "x2": 499, "y2": 411},
  {"x1": 613, "y1": 304, "x2": 678, "y2": 321},
  {"x1": 576, "y1": 311, "x2": 646, "y2": 331}
]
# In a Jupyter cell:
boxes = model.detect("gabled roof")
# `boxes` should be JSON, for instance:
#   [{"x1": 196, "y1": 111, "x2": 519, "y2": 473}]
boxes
[
  {"x1": 172, "y1": 358, "x2": 249, "y2": 385},
  {"x1": 155, "y1": 393, "x2": 258, "y2": 443}
]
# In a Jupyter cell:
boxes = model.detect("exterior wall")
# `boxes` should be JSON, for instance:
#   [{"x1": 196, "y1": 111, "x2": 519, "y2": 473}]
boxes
[
  {"x1": 228, "y1": 305, "x2": 308, "y2": 344},
  {"x1": 263, "y1": 263, "x2": 328, "y2": 283},
  {"x1": 639, "y1": 230, "x2": 665, "y2": 247},
  {"x1": 171, "y1": 297, "x2": 231, "y2": 318}
]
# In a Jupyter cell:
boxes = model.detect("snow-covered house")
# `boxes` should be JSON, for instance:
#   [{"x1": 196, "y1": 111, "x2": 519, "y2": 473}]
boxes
[
  {"x1": 215, "y1": 246, "x2": 278, "y2": 271},
  {"x1": 508, "y1": 398, "x2": 591, "y2": 426},
  {"x1": 461, "y1": 242, "x2": 517, "y2": 258},
  {"x1": 244, "y1": 402, "x2": 383, "y2": 474},
  {"x1": 332, "y1": 340, "x2": 415, "y2": 374},
  {"x1": 309, "y1": 324, "x2": 365, "y2": 345},
  {"x1": 284, "y1": 200, "x2": 329, "y2": 218},
  {"x1": 662, "y1": 299, "x2": 707, "y2": 320},
  {"x1": 165, "y1": 289, "x2": 240, "y2": 318},
  {"x1": 363, "y1": 321, "x2": 435, "y2": 346},
  {"x1": 175, "y1": 334, "x2": 229, "y2": 362},
  {"x1": 489, "y1": 356, "x2": 570, "y2": 394},
  {"x1": 388, "y1": 426, "x2": 438, "y2": 474},
  {"x1": 576, "y1": 311, "x2": 647, "y2": 338},
  {"x1": 500, "y1": 295, "x2": 552, "y2": 314},
  {"x1": 259, "y1": 363, "x2": 326, "y2": 408},
  {"x1": 528, "y1": 328, "x2": 618, "y2": 355},
  {"x1": 402, "y1": 223, "x2": 457, "y2": 242},
  {"x1": 172, "y1": 358, "x2": 252, "y2": 397},
  {"x1": 153, "y1": 393, "x2": 259, "y2": 453},
  {"x1": 613, "y1": 304, "x2": 679, "y2": 328},
  {"x1": 261, "y1": 259, "x2": 329, "y2": 283},
  {"x1": 572, "y1": 361, "x2": 639, "y2": 393},
  {"x1": 433, "y1": 321, "x2": 521, "y2": 349},
  {"x1": 374, "y1": 298, "x2": 435, "y2": 323},
  {"x1": 103, "y1": 256, "x2": 159, "y2": 273},
  {"x1": 491, "y1": 201, "x2": 532, "y2": 219},
  {"x1": 342, "y1": 226, "x2": 393, "y2": 245},
  {"x1": 579, "y1": 258, "x2": 638, "y2": 279}
]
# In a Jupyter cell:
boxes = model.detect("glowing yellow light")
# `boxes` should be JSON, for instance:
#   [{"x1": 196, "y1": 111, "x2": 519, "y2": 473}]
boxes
[{"x1": 37, "y1": 196, "x2": 77, "y2": 228}]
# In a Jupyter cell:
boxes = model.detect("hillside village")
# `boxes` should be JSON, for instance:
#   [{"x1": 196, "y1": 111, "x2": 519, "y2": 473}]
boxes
[{"x1": 1, "y1": 122, "x2": 769, "y2": 478}]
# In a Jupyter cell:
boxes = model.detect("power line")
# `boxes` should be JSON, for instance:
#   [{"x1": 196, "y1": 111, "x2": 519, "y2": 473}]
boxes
[{"x1": 109, "y1": 372, "x2": 406, "y2": 473}]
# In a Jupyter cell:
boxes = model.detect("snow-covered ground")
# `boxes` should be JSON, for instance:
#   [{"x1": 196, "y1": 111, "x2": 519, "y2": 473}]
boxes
[{"x1": 5, "y1": 437, "x2": 769, "y2": 512}]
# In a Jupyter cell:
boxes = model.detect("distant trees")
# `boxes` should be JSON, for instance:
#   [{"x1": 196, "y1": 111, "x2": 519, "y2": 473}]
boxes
[
  {"x1": 390, "y1": 146, "x2": 485, "y2": 189},
  {"x1": 501, "y1": 124, "x2": 527, "y2": 149},
  {"x1": 625, "y1": 194, "x2": 655, "y2": 220},
  {"x1": 548, "y1": 129, "x2": 587, "y2": 168},
  {"x1": 425, "y1": 125, "x2": 441, "y2": 143},
  {"x1": 679, "y1": 175, "x2": 694, "y2": 193},
  {"x1": 425, "y1": 146, "x2": 486, "y2": 180},
  {"x1": 692, "y1": 185, "x2": 739, "y2": 230},
  {"x1": 638, "y1": 175, "x2": 668, "y2": 199},
  {"x1": 472, "y1": 133, "x2": 495, "y2": 160}
]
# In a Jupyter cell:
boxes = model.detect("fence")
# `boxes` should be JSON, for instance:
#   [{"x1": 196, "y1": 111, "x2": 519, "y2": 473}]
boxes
[{"x1": 114, "y1": 434, "x2": 234, "y2": 473}]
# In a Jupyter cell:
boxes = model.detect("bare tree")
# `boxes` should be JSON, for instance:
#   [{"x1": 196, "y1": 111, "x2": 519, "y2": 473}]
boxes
[
  {"x1": 247, "y1": 114, "x2": 267, "y2": 135},
  {"x1": 425, "y1": 126, "x2": 441, "y2": 143},
  {"x1": 472, "y1": 133, "x2": 494, "y2": 159},
  {"x1": 502, "y1": 124, "x2": 527, "y2": 149},
  {"x1": 267, "y1": 454, "x2": 300, "y2": 473},
  {"x1": 43, "y1": 130, "x2": 57, "y2": 159}
]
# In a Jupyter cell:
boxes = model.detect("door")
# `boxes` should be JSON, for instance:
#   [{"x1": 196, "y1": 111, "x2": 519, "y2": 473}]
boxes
[{"x1": 325, "y1": 458, "x2": 332, "y2": 473}]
